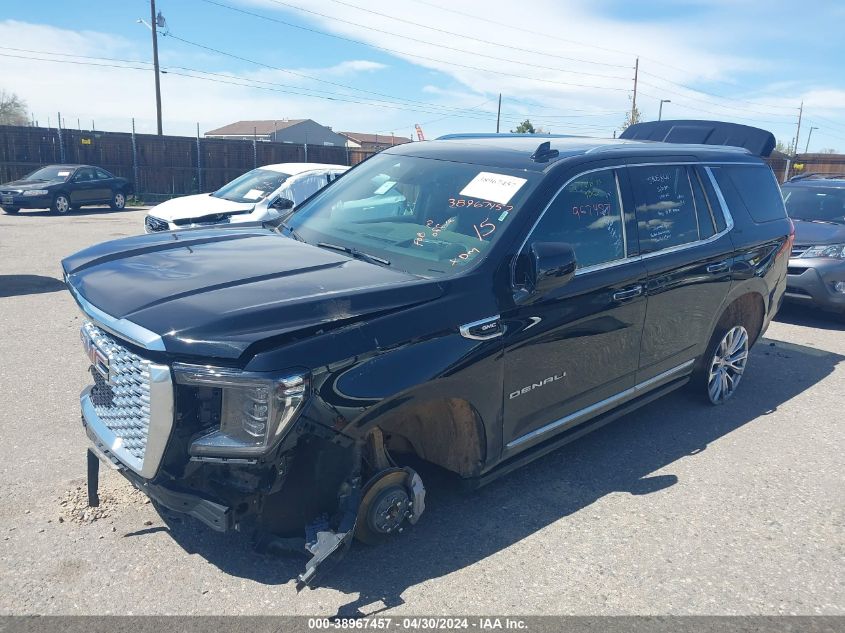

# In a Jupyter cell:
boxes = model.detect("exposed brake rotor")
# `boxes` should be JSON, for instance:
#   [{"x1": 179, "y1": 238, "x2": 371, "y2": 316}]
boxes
[{"x1": 355, "y1": 468, "x2": 414, "y2": 545}]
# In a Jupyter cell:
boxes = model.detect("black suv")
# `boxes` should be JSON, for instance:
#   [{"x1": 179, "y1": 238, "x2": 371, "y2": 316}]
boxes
[
  {"x1": 0, "y1": 164, "x2": 132, "y2": 214},
  {"x1": 781, "y1": 174, "x2": 845, "y2": 316},
  {"x1": 62, "y1": 121, "x2": 791, "y2": 587}
]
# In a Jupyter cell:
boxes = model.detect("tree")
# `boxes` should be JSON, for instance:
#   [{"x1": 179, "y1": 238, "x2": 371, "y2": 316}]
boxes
[
  {"x1": 620, "y1": 95, "x2": 642, "y2": 132},
  {"x1": 820, "y1": 148, "x2": 838, "y2": 154},
  {"x1": 0, "y1": 90, "x2": 28, "y2": 126},
  {"x1": 774, "y1": 139, "x2": 790, "y2": 154},
  {"x1": 511, "y1": 119, "x2": 535, "y2": 134}
]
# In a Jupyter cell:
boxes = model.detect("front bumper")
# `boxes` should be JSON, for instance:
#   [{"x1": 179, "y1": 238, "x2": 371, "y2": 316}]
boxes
[
  {"x1": 0, "y1": 193, "x2": 51, "y2": 208},
  {"x1": 785, "y1": 259, "x2": 845, "y2": 313}
]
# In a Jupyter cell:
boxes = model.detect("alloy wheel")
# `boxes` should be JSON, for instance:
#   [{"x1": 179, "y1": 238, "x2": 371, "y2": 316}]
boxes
[
  {"x1": 707, "y1": 325, "x2": 749, "y2": 404},
  {"x1": 54, "y1": 195, "x2": 70, "y2": 214},
  {"x1": 113, "y1": 192, "x2": 126, "y2": 209}
]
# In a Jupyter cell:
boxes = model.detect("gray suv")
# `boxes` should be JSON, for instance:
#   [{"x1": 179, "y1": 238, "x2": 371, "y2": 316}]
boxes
[{"x1": 782, "y1": 174, "x2": 845, "y2": 317}]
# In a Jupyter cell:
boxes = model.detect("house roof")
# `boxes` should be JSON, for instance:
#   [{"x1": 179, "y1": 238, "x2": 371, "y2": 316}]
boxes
[
  {"x1": 205, "y1": 119, "x2": 307, "y2": 136},
  {"x1": 339, "y1": 131, "x2": 412, "y2": 145}
]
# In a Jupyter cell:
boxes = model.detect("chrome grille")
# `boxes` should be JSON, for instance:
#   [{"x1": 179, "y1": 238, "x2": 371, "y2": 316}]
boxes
[
  {"x1": 145, "y1": 215, "x2": 169, "y2": 232},
  {"x1": 0, "y1": 189, "x2": 21, "y2": 196},
  {"x1": 791, "y1": 244, "x2": 811, "y2": 258},
  {"x1": 83, "y1": 322, "x2": 152, "y2": 462}
]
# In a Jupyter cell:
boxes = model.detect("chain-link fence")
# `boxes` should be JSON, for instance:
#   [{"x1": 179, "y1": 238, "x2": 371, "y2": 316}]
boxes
[{"x1": 0, "y1": 125, "x2": 376, "y2": 203}]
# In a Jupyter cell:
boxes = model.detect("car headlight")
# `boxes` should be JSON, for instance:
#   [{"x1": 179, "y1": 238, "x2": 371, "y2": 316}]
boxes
[
  {"x1": 22, "y1": 189, "x2": 48, "y2": 196},
  {"x1": 799, "y1": 244, "x2": 845, "y2": 259},
  {"x1": 174, "y1": 364, "x2": 308, "y2": 457}
]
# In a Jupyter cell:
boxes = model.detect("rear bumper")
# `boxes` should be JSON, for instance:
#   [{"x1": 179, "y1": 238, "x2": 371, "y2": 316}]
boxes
[{"x1": 785, "y1": 260, "x2": 845, "y2": 312}]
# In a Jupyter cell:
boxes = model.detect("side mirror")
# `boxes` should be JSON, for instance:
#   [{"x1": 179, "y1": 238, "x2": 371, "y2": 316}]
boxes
[
  {"x1": 271, "y1": 197, "x2": 295, "y2": 211},
  {"x1": 529, "y1": 242, "x2": 577, "y2": 294}
]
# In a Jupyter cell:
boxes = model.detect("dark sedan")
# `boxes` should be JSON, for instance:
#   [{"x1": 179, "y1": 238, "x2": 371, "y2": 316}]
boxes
[{"x1": 0, "y1": 164, "x2": 133, "y2": 215}]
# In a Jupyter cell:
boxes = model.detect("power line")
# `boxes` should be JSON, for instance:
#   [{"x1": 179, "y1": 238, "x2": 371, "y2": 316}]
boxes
[
  {"x1": 321, "y1": 0, "x2": 630, "y2": 71},
  {"x1": 198, "y1": 0, "x2": 631, "y2": 92},
  {"x1": 637, "y1": 90, "x2": 799, "y2": 127}
]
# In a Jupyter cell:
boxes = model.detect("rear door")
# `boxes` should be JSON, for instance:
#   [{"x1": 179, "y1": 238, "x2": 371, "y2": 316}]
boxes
[
  {"x1": 626, "y1": 164, "x2": 735, "y2": 380},
  {"x1": 501, "y1": 166, "x2": 647, "y2": 453}
]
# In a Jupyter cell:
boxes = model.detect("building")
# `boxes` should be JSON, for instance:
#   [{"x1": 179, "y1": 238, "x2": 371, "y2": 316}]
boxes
[
  {"x1": 338, "y1": 131, "x2": 412, "y2": 151},
  {"x1": 205, "y1": 119, "x2": 348, "y2": 146}
]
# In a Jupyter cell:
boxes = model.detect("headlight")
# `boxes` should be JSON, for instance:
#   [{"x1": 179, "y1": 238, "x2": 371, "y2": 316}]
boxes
[
  {"x1": 22, "y1": 189, "x2": 48, "y2": 196},
  {"x1": 799, "y1": 244, "x2": 845, "y2": 259},
  {"x1": 174, "y1": 364, "x2": 308, "y2": 457}
]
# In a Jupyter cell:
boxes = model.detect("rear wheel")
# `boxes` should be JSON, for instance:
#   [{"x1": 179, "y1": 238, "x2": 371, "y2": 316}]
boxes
[
  {"x1": 699, "y1": 324, "x2": 750, "y2": 405},
  {"x1": 110, "y1": 190, "x2": 126, "y2": 210},
  {"x1": 2, "y1": 206, "x2": 19, "y2": 214},
  {"x1": 52, "y1": 194, "x2": 71, "y2": 214}
]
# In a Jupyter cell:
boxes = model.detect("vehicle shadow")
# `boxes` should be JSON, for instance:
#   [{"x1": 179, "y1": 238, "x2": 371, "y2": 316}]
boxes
[
  {"x1": 0, "y1": 274, "x2": 66, "y2": 298},
  {"x1": 775, "y1": 303, "x2": 844, "y2": 331},
  {"x1": 159, "y1": 337, "x2": 843, "y2": 614}
]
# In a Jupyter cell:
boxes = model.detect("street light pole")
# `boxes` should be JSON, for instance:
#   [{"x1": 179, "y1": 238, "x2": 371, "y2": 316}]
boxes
[
  {"x1": 658, "y1": 99, "x2": 671, "y2": 121},
  {"x1": 150, "y1": 0, "x2": 163, "y2": 135},
  {"x1": 805, "y1": 126, "x2": 818, "y2": 154}
]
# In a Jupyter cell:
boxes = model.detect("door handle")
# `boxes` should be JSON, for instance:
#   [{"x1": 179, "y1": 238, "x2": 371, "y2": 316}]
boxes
[
  {"x1": 706, "y1": 261, "x2": 730, "y2": 274},
  {"x1": 613, "y1": 285, "x2": 643, "y2": 301}
]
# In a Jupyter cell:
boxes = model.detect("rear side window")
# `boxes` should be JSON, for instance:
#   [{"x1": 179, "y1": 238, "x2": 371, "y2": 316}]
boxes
[
  {"x1": 690, "y1": 169, "x2": 716, "y2": 239},
  {"x1": 629, "y1": 165, "x2": 699, "y2": 253},
  {"x1": 710, "y1": 165, "x2": 786, "y2": 223},
  {"x1": 526, "y1": 169, "x2": 624, "y2": 269}
]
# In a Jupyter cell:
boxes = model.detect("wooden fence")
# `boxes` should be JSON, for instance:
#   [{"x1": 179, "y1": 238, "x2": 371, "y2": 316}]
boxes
[{"x1": 0, "y1": 125, "x2": 376, "y2": 201}]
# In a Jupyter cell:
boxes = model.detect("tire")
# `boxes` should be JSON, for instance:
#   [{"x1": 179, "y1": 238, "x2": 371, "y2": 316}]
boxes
[
  {"x1": 694, "y1": 322, "x2": 750, "y2": 405},
  {"x1": 2, "y1": 206, "x2": 19, "y2": 214},
  {"x1": 110, "y1": 190, "x2": 126, "y2": 210},
  {"x1": 51, "y1": 193, "x2": 71, "y2": 215}
]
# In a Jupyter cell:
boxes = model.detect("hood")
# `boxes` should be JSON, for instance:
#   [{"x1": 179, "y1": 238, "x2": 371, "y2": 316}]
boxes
[
  {"x1": 792, "y1": 219, "x2": 845, "y2": 246},
  {"x1": 2, "y1": 178, "x2": 64, "y2": 190},
  {"x1": 149, "y1": 193, "x2": 256, "y2": 222},
  {"x1": 62, "y1": 228, "x2": 443, "y2": 361}
]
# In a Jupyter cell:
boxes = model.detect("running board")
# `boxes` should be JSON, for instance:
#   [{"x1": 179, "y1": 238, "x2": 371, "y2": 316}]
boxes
[{"x1": 463, "y1": 376, "x2": 690, "y2": 490}]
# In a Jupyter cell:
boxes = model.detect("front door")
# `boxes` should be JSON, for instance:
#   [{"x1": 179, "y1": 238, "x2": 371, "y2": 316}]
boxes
[{"x1": 501, "y1": 167, "x2": 647, "y2": 453}]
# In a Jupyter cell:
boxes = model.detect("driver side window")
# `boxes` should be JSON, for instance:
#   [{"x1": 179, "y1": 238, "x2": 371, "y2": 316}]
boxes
[{"x1": 527, "y1": 169, "x2": 625, "y2": 269}]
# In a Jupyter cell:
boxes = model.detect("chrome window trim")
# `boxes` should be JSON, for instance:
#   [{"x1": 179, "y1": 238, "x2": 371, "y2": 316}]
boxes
[
  {"x1": 512, "y1": 161, "x2": 741, "y2": 286},
  {"x1": 66, "y1": 280, "x2": 166, "y2": 351},
  {"x1": 506, "y1": 359, "x2": 695, "y2": 450}
]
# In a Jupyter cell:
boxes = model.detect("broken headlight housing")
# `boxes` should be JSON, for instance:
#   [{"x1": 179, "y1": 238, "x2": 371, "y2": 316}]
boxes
[{"x1": 174, "y1": 364, "x2": 308, "y2": 457}]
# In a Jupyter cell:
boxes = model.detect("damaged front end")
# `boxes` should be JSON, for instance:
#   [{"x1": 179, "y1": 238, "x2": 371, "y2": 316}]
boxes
[{"x1": 79, "y1": 322, "x2": 425, "y2": 588}]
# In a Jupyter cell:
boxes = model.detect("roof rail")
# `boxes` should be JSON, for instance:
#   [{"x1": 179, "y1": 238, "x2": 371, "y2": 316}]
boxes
[{"x1": 619, "y1": 120, "x2": 776, "y2": 157}]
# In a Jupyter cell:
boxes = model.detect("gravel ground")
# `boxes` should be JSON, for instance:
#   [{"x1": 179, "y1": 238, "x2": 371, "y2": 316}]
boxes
[{"x1": 0, "y1": 207, "x2": 842, "y2": 616}]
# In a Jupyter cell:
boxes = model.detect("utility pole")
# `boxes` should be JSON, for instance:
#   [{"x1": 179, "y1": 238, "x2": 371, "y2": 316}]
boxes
[
  {"x1": 793, "y1": 100, "x2": 803, "y2": 156},
  {"x1": 805, "y1": 126, "x2": 818, "y2": 154},
  {"x1": 496, "y1": 93, "x2": 502, "y2": 133},
  {"x1": 631, "y1": 58, "x2": 639, "y2": 124},
  {"x1": 658, "y1": 99, "x2": 671, "y2": 121},
  {"x1": 150, "y1": 0, "x2": 163, "y2": 135}
]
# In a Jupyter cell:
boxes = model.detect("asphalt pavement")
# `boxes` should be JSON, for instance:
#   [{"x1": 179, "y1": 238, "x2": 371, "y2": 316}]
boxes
[{"x1": 0, "y1": 206, "x2": 842, "y2": 616}]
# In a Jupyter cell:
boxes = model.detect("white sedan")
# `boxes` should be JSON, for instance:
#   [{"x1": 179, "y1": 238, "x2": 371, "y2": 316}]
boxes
[{"x1": 144, "y1": 163, "x2": 348, "y2": 233}]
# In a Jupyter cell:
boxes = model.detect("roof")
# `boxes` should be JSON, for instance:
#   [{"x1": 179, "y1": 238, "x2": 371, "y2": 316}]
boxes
[
  {"x1": 258, "y1": 162, "x2": 349, "y2": 175},
  {"x1": 386, "y1": 134, "x2": 760, "y2": 173},
  {"x1": 205, "y1": 119, "x2": 307, "y2": 136},
  {"x1": 338, "y1": 131, "x2": 412, "y2": 145}
]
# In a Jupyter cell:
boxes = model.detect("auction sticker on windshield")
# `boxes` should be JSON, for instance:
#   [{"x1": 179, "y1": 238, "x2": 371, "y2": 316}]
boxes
[
  {"x1": 243, "y1": 188, "x2": 265, "y2": 200},
  {"x1": 460, "y1": 172, "x2": 527, "y2": 205}
]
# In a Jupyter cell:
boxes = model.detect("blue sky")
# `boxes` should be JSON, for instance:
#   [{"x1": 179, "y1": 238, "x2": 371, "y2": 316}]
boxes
[{"x1": 2, "y1": 0, "x2": 844, "y2": 151}]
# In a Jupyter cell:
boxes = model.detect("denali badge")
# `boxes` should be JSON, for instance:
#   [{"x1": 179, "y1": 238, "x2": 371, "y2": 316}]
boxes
[
  {"x1": 80, "y1": 328, "x2": 110, "y2": 382},
  {"x1": 509, "y1": 373, "x2": 566, "y2": 399}
]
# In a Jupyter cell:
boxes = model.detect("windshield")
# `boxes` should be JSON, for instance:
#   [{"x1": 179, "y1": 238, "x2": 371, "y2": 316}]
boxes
[
  {"x1": 783, "y1": 186, "x2": 845, "y2": 223},
  {"x1": 213, "y1": 168, "x2": 289, "y2": 203},
  {"x1": 24, "y1": 166, "x2": 74, "y2": 181},
  {"x1": 287, "y1": 153, "x2": 539, "y2": 277}
]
